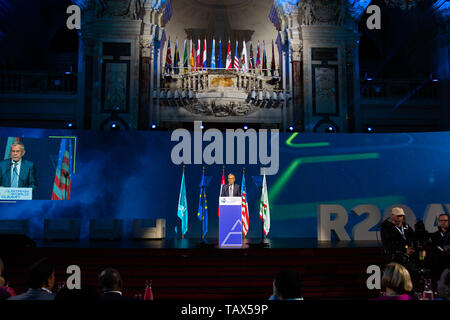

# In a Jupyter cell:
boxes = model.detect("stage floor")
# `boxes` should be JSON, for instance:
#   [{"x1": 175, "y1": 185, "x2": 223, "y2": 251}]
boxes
[{"x1": 28, "y1": 238, "x2": 383, "y2": 249}]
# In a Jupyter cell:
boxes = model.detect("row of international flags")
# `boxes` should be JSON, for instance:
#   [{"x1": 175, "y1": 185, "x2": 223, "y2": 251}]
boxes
[
  {"x1": 4, "y1": 137, "x2": 72, "y2": 200},
  {"x1": 165, "y1": 38, "x2": 278, "y2": 76},
  {"x1": 177, "y1": 167, "x2": 271, "y2": 239}
]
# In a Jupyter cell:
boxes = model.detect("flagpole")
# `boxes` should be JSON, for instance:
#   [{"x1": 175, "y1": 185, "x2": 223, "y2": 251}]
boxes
[
  {"x1": 201, "y1": 166, "x2": 205, "y2": 243},
  {"x1": 182, "y1": 165, "x2": 185, "y2": 240}
]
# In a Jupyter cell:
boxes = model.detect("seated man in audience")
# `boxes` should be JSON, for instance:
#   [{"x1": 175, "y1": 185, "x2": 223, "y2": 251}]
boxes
[
  {"x1": 98, "y1": 268, "x2": 131, "y2": 300},
  {"x1": 269, "y1": 270, "x2": 303, "y2": 300},
  {"x1": 430, "y1": 214, "x2": 450, "y2": 278},
  {"x1": 8, "y1": 258, "x2": 55, "y2": 300}
]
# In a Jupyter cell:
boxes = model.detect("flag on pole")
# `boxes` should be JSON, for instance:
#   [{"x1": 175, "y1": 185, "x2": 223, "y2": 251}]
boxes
[
  {"x1": 177, "y1": 168, "x2": 188, "y2": 236},
  {"x1": 202, "y1": 38, "x2": 207, "y2": 70},
  {"x1": 241, "y1": 171, "x2": 249, "y2": 237},
  {"x1": 241, "y1": 41, "x2": 249, "y2": 73},
  {"x1": 51, "y1": 139, "x2": 73, "y2": 200},
  {"x1": 233, "y1": 41, "x2": 240, "y2": 71},
  {"x1": 259, "y1": 172, "x2": 270, "y2": 237},
  {"x1": 183, "y1": 39, "x2": 188, "y2": 73},
  {"x1": 217, "y1": 40, "x2": 223, "y2": 69},
  {"x1": 197, "y1": 170, "x2": 209, "y2": 237},
  {"x1": 174, "y1": 39, "x2": 180, "y2": 74},
  {"x1": 210, "y1": 38, "x2": 216, "y2": 70},
  {"x1": 165, "y1": 38, "x2": 172, "y2": 74},
  {"x1": 271, "y1": 39, "x2": 276, "y2": 76},
  {"x1": 249, "y1": 42, "x2": 255, "y2": 70},
  {"x1": 217, "y1": 167, "x2": 225, "y2": 216},
  {"x1": 262, "y1": 41, "x2": 268, "y2": 76},
  {"x1": 196, "y1": 39, "x2": 201, "y2": 71},
  {"x1": 4, "y1": 137, "x2": 19, "y2": 160},
  {"x1": 226, "y1": 40, "x2": 232, "y2": 69},
  {"x1": 256, "y1": 42, "x2": 261, "y2": 70},
  {"x1": 190, "y1": 39, "x2": 195, "y2": 72}
]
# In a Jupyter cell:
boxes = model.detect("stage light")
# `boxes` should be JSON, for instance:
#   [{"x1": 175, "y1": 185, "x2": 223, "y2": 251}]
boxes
[
  {"x1": 67, "y1": 123, "x2": 73, "y2": 128},
  {"x1": 244, "y1": 126, "x2": 248, "y2": 130},
  {"x1": 111, "y1": 123, "x2": 117, "y2": 129},
  {"x1": 152, "y1": 124, "x2": 156, "y2": 129},
  {"x1": 289, "y1": 126, "x2": 294, "y2": 131},
  {"x1": 367, "y1": 127, "x2": 373, "y2": 132},
  {"x1": 200, "y1": 125, "x2": 204, "y2": 129}
]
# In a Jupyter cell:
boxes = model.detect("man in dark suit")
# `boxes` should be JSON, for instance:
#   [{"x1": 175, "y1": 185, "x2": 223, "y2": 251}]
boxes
[
  {"x1": 430, "y1": 214, "x2": 450, "y2": 278},
  {"x1": 0, "y1": 141, "x2": 37, "y2": 198},
  {"x1": 221, "y1": 173, "x2": 241, "y2": 197},
  {"x1": 99, "y1": 268, "x2": 132, "y2": 300},
  {"x1": 8, "y1": 258, "x2": 55, "y2": 300}
]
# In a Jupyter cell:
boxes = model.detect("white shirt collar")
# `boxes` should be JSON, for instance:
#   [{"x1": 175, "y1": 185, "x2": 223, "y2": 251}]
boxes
[
  {"x1": 11, "y1": 158, "x2": 22, "y2": 165},
  {"x1": 104, "y1": 290, "x2": 122, "y2": 295},
  {"x1": 40, "y1": 287, "x2": 53, "y2": 294}
]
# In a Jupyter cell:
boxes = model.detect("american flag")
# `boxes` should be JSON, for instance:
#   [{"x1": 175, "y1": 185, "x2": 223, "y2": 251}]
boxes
[
  {"x1": 165, "y1": 39, "x2": 172, "y2": 74},
  {"x1": 51, "y1": 139, "x2": 72, "y2": 200},
  {"x1": 241, "y1": 172, "x2": 249, "y2": 236},
  {"x1": 233, "y1": 41, "x2": 240, "y2": 71}
]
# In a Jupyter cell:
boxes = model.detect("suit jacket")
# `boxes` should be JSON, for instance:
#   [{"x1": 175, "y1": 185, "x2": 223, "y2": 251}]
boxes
[
  {"x1": 221, "y1": 183, "x2": 241, "y2": 197},
  {"x1": 8, "y1": 288, "x2": 54, "y2": 300},
  {"x1": 0, "y1": 159, "x2": 37, "y2": 196}
]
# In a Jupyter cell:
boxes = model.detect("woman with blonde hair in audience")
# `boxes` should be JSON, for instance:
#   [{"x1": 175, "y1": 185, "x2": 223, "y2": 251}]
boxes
[{"x1": 376, "y1": 262, "x2": 416, "y2": 300}]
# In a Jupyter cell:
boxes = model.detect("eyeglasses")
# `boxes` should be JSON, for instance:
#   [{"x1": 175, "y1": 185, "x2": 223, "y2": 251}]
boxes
[{"x1": 439, "y1": 220, "x2": 448, "y2": 222}]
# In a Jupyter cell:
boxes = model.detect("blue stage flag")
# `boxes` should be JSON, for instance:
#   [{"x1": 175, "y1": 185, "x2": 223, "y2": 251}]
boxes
[
  {"x1": 197, "y1": 171, "x2": 209, "y2": 237},
  {"x1": 217, "y1": 40, "x2": 223, "y2": 69},
  {"x1": 211, "y1": 38, "x2": 216, "y2": 70},
  {"x1": 177, "y1": 169, "x2": 188, "y2": 236}
]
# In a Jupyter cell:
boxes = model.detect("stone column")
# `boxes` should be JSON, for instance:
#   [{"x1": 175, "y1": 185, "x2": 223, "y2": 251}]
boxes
[
  {"x1": 76, "y1": 0, "x2": 171, "y2": 130},
  {"x1": 296, "y1": 0, "x2": 369, "y2": 132}
]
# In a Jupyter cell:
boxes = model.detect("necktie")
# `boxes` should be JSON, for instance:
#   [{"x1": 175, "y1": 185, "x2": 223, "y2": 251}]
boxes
[
  {"x1": 229, "y1": 185, "x2": 233, "y2": 197},
  {"x1": 11, "y1": 162, "x2": 18, "y2": 188}
]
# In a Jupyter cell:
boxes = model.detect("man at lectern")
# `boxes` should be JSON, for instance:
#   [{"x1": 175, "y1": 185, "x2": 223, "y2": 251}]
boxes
[
  {"x1": 221, "y1": 173, "x2": 241, "y2": 197},
  {"x1": 0, "y1": 141, "x2": 38, "y2": 195}
]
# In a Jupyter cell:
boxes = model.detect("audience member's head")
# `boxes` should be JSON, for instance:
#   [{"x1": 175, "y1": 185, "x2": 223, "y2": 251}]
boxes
[
  {"x1": 437, "y1": 268, "x2": 450, "y2": 300},
  {"x1": 98, "y1": 268, "x2": 122, "y2": 293},
  {"x1": 55, "y1": 285, "x2": 100, "y2": 301},
  {"x1": 27, "y1": 258, "x2": 55, "y2": 290},
  {"x1": 0, "y1": 258, "x2": 5, "y2": 286},
  {"x1": 272, "y1": 270, "x2": 302, "y2": 300},
  {"x1": 381, "y1": 262, "x2": 413, "y2": 295}
]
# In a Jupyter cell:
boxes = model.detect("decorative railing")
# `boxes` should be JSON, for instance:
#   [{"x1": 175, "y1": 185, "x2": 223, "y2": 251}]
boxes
[{"x1": 0, "y1": 72, "x2": 77, "y2": 94}]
